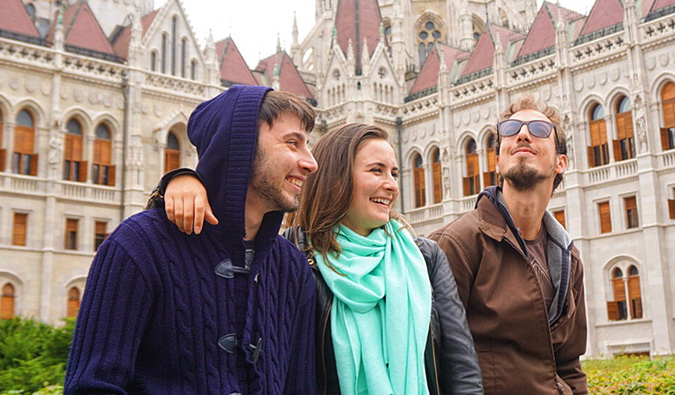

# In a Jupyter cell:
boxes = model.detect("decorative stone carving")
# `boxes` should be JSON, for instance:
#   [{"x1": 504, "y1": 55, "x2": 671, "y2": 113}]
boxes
[
  {"x1": 443, "y1": 167, "x2": 451, "y2": 198},
  {"x1": 633, "y1": 95, "x2": 648, "y2": 153},
  {"x1": 659, "y1": 53, "x2": 669, "y2": 67},
  {"x1": 599, "y1": 72, "x2": 607, "y2": 86},
  {"x1": 25, "y1": 80, "x2": 36, "y2": 93},
  {"x1": 9, "y1": 77, "x2": 19, "y2": 90},
  {"x1": 610, "y1": 68, "x2": 620, "y2": 82},
  {"x1": 48, "y1": 133, "x2": 63, "y2": 169},
  {"x1": 74, "y1": 89, "x2": 84, "y2": 103},
  {"x1": 645, "y1": 56, "x2": 656, "y2": 70}
]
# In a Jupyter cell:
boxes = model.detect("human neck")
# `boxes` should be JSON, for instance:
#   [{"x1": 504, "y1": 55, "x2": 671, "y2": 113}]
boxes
[
  {"x1": 244, "y1": 194, "x2": 266, "y2": 241},
  {"x1": 501, "y1": 181, "x2": 552, "y2": 240}
]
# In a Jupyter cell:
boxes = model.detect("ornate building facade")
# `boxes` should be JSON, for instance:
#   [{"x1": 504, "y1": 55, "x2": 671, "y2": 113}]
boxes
[{"x1": 0, "y1": 0, "x2": 674, "y2": 357}]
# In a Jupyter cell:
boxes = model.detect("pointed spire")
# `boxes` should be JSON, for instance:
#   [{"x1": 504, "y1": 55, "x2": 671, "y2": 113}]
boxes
[
  {"x1": 361, "y1": 37, "x2": 370, "y2": 75},
  {"x1": 54, "y1": 7, "x2": 65, "y2": 51},
  {"x1": 205, "y1": 30, "x2": 219, "y2": 85},
  {"x1": 272, "y1": 62, "x2": 280, "y2": 90},
  {"x1": 292, "y1": 12, "x2": 299, "y2": 45},
  {"x1": 127, "y1": 8, "x2": 142, "y2": 65},
  {"x1": 276, "y1": 33, "x2": 282, "y2": 53},
  {"x1": 439, "y1": 46, "x2": 448, "y2": 73},
  {"x1": 347, "y1": 38, "x2": 354, "y2": 63}
]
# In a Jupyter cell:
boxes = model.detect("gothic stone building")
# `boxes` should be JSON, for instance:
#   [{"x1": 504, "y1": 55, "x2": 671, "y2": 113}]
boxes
[{"x1": 1, "y1": 0, "x2": 674, "y2": 357}]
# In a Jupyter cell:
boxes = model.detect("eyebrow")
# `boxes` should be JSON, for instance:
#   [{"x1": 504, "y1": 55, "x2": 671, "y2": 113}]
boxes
[
  {"x1": 367, "y1": 162, "x2": 399, "y2": 171},
  {"x1": 281, "y1": 131, "x2": 307, "y2": 142}
]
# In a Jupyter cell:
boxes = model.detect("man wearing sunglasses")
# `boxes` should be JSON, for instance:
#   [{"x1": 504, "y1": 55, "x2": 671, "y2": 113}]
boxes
[{"x1": 430, "y1": 96, "x2": 587, "y2": 395}]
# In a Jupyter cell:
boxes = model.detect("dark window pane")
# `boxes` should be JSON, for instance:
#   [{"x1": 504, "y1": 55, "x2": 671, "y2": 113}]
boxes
[
  {"x1": 73, "y1": 161, "x2": 81, "y2": 181},
  {"x1": 102, "y1": 166, "x2": 109, "y2": 185},
  {"x1": 12, "y1": 153, "x2": 20, "y2": 173},
  {"x1": 64, "y1": 160, "x2": 71, "y2": 180},
  {"x1": 96, "y1": 124, "x2": 111, "y2": 140},
  {"x1": 425, "y1": 21, "x2": 434, "y2": 30},
  {"x1": 67, "y1": 119, "x2": 82, "y2": 135},
  {"x1": 93, "y1": 164, "x2": 99, "y2": 184},
  {"x1": 17, "y1": 110, "x2": 33, "y2": 127},
  {"x1": 419, "y1": 31, "x2": 428, "y2": 40},
  {"x1": 433, "y1": 30, "x2": 441, "y2": 39},
  {"x1": 21, "y1": 154, "x2": 31, "y2": 175}
]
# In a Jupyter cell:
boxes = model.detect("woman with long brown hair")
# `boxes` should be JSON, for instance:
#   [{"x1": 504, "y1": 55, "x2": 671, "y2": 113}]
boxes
[{"x1": 150, "y1": 123, "x2": 483, "y2": 394}]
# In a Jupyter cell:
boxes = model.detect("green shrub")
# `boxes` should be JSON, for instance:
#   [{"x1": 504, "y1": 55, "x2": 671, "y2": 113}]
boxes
[
  {"x1": 584, "y1": 355, "x2": 675, "y2": 394},
  {"x1": 0, "y1": 318, "x2": 74, "y2": 394}
]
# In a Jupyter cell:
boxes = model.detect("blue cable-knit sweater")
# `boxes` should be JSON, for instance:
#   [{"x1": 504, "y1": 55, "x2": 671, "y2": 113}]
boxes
[{"x1": 64, "y1": 85, "x2": 317, "y2": 394}]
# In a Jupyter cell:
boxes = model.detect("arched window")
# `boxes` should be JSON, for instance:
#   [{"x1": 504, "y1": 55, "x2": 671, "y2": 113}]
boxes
[
  {"x1": 67, "y1": 287, "x2": 80, "y2": 318},
  {"x1": 614, "y1": 96, "x2": 635, "y2": 161},
  {"x1": 1, "y1": 283, "x2": 15, "y2": 319},
  {"x1": 484, "y1": 134, "x2": 496, "y2": 187},
  {"x1": 190, "y1": 60, "x2": 197, "y2": 80},
  {"x1": 432, "y1": 148, "x2": 442, "y2": 204},
  {"x1": 64, "y1": 118, "x2": 86, "y2": 182},
  {"x1": 93, "y1": 124, "x2": 115, "y2": 186},
  {"x1": 150, "y1": 51, "x2": 157, "y2": 72},
  {"x1": 181, "y1": 38, "x2": 187, "y2": 78},
  {"x1": 13, "y1": 109, "x2": 37, "y2": 176},
  {"x1": 417, "y1": 20, "x2": 442, "y2": 68},
  {"x1": 607, "y1": 265, "x2": 643, "y2": 321},
  {"x1": 161, "y1": 33, "x2": 168, "y2": 74},
  {"x1": 660, "y1": 82, "x2": 675, "y2": 150},
  {"x1": 587, "y1": 103, "x2": 609, "y2": 167},
  {"x1": 413, "y1": 153, "x2": 425, "y2": 208},
  {"x1": 171, "y1": 16, "x2": 178, "y2": 76},
  {"x1": 463, "y1": 139, "x2": 479, "y2": 196},
  {"x1": 165, "y1": 131, "x2": 180, "y2": 172},
  {"x1": 0, "y1": 109, "x2": 5, "y2": 172}
]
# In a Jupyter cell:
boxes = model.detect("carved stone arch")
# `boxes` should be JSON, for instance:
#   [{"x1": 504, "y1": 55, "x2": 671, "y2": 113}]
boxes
[
  {"x1": 471, "y1": 14, "x2": 486, "y2": 37},
  {"x1": 414, "y1": 11, "x2": 446, "y2": 34},
  {"x1": 649, "y1": 72, "x2": 675, "y2": 104},
  {"x1": 603, "y1": 255, "x2": 644, "y2": 320},
  {"x1": 405, "y1": 146, "x2": 425, "y2": 166},
  {"x1": 62, "y1": 107, "x2": 94, "y2": 134},
  {"x1": 91, "y1": 113, "x2": 123, "y2": 142},
  {"x1": 0, "y1": 93, "x2": 12, "y2": 120},
  {"x1": 63, "y1": 275, "x2": 86, "y2": 319},
  {"x1": 605, "y1": 86, "x2": 632, "y2": 112},
  {"x1": 578, "y1": 93, "x2": 606, "y2": 120},
  {"x1": 154, "y1": 110, "x2": 189, "y2": 144},
  {"x1": 11, "y1": 98, "x2": 47, "y2": 128},
  {"x1": 478, "y1": 124, "x2": 495, "y2": 146},
  {"x1": 424, "y1": 141, "x2": 442, "y2": 162},
  {"x1": 0, "y1": 270, "x2": 24, "y2": 317},
  {"x1": 456, "y1": 130, "x2": 478, "y2": 157}
]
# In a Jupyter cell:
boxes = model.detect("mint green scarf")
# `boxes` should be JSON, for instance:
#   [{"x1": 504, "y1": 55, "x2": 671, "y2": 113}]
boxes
[{"x1": 314, "y1": 220, "x2": 432, "y2": 395}]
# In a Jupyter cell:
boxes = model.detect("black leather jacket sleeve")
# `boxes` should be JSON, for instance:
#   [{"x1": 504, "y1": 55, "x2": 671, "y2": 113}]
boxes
[
  {"x1": 145, "y1": 167, "x2": 204, "y2": 209},
  {"x1": 417, "y1": 237, "x2": 484, "y2": 395}
]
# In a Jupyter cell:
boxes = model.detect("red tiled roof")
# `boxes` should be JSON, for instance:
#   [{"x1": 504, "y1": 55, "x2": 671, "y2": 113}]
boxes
[
  {"x1": 46, "y1": 1, "x2": 116, "y2": 56},
  {"x1": 650, "y1": 0, "x2": 675, "y2": 13},
  {"x1": 461, "y1": 24, "x2": 523, "y2": 77},
  {"x1": 111, "y1": 10, "x2": 159, "y2": 60},
  {"x1": 577, "y1": 0, "x2": 624, "y2": 38},
  {"x1": 256, "y1": 51, "x2": 314, "y2": 99},
  {"x1": 640, "y1": 0, "x2": 656, "y2": 17},
  {"x1": 216, "y1": 37, "x2": 257, "y2": 85},
  {"x1": 335, "y1": 0, "x2": 382, "y2": 73},
  {"x1": 517, "y1": 2, "x2": 583, "y2": 59},
  {"x1": 409, "y1": 44, "x2": 467, "y2": 95},
  {"x1": 0, "y1": 0, "x2": 41, "y2": 39}
]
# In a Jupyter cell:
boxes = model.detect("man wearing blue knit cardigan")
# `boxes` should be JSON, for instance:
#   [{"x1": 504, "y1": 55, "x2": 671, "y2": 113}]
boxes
[{"x1": 64, "y1": 86, "x2": 319, "y2": 394}]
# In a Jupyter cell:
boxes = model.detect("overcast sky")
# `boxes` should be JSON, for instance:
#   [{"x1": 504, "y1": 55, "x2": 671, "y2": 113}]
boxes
[{"x1": 163, "y1": 0, "x2": 593, "y2": 67}]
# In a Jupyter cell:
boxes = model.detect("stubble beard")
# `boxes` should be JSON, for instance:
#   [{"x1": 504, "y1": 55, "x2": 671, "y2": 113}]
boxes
[
  {"x1": 502, "y1": 160, "x2": 553, "y2": 192},
  {"x1": 249, "y1": 146, "x2": 299, "y2": 213}
]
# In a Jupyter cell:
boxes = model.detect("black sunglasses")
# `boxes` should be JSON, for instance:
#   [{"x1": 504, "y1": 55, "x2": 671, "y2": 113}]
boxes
[{"x1": 497, "y1": 120, "x2": 557, "y2": 139}]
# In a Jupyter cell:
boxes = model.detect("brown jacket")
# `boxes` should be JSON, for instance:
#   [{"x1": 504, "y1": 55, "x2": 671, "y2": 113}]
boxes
[{"x1": 430, "y1": 188, "x2": 587, "y2": 395}]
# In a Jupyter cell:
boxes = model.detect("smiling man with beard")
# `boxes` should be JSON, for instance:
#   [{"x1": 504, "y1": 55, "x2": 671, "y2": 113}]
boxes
[
  {"x1": 64, "y1": 86, "x2": 319, "y2": 394},
  {"x1": 430, "y1": 96, "x2": 588, "y2": 395}
]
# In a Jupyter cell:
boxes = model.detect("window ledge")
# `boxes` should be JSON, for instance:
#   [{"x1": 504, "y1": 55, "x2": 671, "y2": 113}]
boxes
[{"x1": 596, "y1": 318, "x2": 652, "y2": 328}]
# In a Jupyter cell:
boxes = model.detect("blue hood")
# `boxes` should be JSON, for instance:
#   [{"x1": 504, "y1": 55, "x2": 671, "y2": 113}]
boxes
[{"x1": 188, "y1": 85, "x2": 282, "y2": 245}]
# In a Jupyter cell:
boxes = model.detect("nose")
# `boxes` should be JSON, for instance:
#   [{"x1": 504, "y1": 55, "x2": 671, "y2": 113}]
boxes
[
  {"x1": 516, "y1": 123, "x2": 533, "y2": 143},
  {"x1": 299, "y1": 147, "x2": 318, "y2": 174},
  {"x1": 383, "y1": 173, "x2": 399, "y2": 193}
]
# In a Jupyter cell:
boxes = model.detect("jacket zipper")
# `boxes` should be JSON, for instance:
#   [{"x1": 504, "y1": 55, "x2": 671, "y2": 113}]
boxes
[
  {"x1": 321, "y1": 298, "x2": 333, "y2": 395},
  {"x1": 429, "y1": 325, "x2": 441, "y2": 395}
]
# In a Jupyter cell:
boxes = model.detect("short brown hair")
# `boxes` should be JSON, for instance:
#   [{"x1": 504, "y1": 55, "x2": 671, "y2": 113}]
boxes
[
  {"x1": 258, "y1": 90, "x2": 315, "y2": 132},
  {"x1": 495, "y1": 95, "x2": 567, "y2": 192},
  {"x1": 289, "y1": 123, "x2": 403, "y2": 266}
]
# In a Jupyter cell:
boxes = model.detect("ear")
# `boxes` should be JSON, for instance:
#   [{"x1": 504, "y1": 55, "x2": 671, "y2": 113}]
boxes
[{"x1": 555, "y1": 153, "x2": 568, "y2": 174}]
